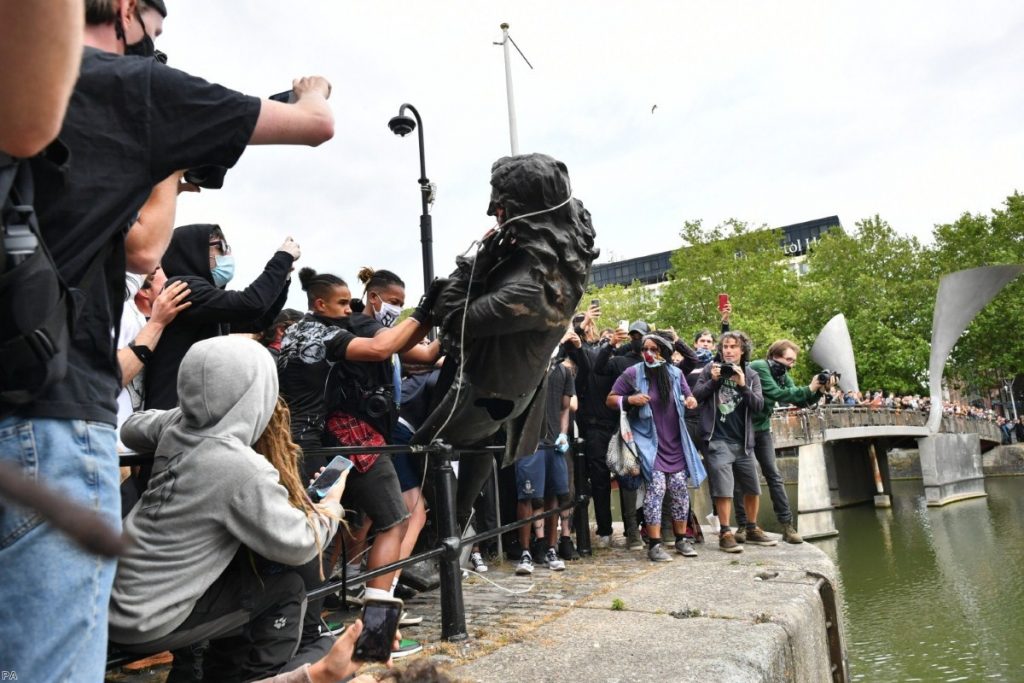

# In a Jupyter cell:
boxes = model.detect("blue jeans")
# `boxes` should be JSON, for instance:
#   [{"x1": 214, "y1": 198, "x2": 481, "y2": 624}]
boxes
[{"x1": 0, "y1": 417, "x2": 121, "y2": 682}]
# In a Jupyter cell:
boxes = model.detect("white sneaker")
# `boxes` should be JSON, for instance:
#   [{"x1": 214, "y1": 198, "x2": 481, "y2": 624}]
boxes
[
  {"x1": 399, "y1": 610, "x2": 422, "y2": 627},
  {"x1": 470, "y1": 551, "x2": 488, "y2": 573},
  {"x1": 595, "y1": 535, "x2": 612, "y2": 549},
  {"x1": 516, "y1": 551, "x2": 534, "y2": 575},
  {"x1": 545, "y1": 547, "x2": 566, "y2": 571}
]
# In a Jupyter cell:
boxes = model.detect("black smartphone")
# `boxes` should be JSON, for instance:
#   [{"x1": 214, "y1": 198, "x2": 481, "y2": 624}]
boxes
[
  {"x1": 269, "y1": 89, "x2": 294, "y2": 103},
  {"x1": 306, "y1": 455, "x2": 353, "y2": 500},
  {"x1": 353, "y1": 597, "x2": 403, "y2": 662},
  {"x1": 590, "y1": 298, "x2": 600, "y2": 307}
]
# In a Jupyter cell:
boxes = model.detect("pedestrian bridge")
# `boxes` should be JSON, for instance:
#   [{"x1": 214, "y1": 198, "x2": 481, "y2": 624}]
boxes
[
  {"x1": 766, "y1": 407, "x2": 999, "y2": 539},
  {"x1": 769, "y1": 406, "x2": 1002, "y2": 449}
]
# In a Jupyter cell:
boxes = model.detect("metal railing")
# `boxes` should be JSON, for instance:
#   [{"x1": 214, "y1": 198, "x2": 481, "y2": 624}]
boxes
[
  {"x1": 769, "y1": 406, "x2": 1003, "y2": 449},
  {"x1": 114, "y1": 440, "x2": 592, "y2": 650}
]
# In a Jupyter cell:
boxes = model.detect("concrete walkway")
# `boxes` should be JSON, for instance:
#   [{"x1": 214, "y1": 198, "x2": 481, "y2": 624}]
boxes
[{"x1": 106, "y1": 528, "x2": 845, "y2": 682}]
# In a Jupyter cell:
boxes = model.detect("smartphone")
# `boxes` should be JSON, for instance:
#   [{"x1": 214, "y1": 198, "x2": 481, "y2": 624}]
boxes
[
  {"x1": 306, "y1": 455, "x2": 353, "y2": 500},
  {"x1": 718, "y1": 293, "x2": 730, "y2": 312},
  {"x1": 619, "y1": 319, "x2": 629, "y2": 331},
  {"x1": 353, "y1": 597, "x2": 403, "y2": 662},
  {"x1": 590, "y1": 298, "x2": 600, "y2": 307},
  {"x1": 269, "y1": 89, "x2": 295, "y2": 104}
]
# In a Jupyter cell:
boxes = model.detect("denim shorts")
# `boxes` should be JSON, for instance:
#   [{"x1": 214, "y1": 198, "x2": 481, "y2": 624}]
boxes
[{"x1": 515, "y1": 447, "x2": 569, "y2": 500}]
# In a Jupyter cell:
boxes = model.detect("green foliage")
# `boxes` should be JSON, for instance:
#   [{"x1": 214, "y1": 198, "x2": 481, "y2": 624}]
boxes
[
  {"x1": 610, "y1": 598, "x2": 625, "y2": 611},
  {"x1": 660, "y1": 219, "x2": 800, "y2": 356},
  {"x1": 931, "y1": 192, "x2": 1024, "y2": 387},
  {"x1": 795, "y1": 216, "x2": 935, "y2": 393},
  {"x1": 580, "y1": 280, "x2": 661, "y2": 332}
]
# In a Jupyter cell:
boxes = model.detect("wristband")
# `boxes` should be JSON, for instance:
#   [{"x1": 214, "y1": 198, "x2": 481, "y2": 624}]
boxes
[{"x1": 128, "y1": 342, "x2": 153, "y2": 365}]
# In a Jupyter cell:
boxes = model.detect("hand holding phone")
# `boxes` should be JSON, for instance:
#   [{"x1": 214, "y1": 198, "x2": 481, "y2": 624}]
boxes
[
  {"x1": 618, "y1": 319, "x2": 629, "y2": 332},
  {"x1": 307, "y1": 455, "x2": 353, "y2": 501},
  {"x1": 269, "y1": 89, "x2": 295, "y2": 104},
  {"x1": 353, "y1": 597, "x2": 403, "y2": 662}
]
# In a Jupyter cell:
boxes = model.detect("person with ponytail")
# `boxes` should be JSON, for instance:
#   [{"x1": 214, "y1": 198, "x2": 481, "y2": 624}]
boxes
[
  {"x1": 606, "y1": 334, "x2": 707, "y2": 562},
  {"x1": 277, "y1": 267, "x2": 443, "y2": 656}
]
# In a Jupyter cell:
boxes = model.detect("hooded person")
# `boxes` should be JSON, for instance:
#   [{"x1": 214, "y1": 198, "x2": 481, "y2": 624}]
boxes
[
  {"x1": 110, "y1": 336, "x2": 344, "y2": 680},
  {"x1": 144, "y1": 223, "x2": 298, "y2": 410}
]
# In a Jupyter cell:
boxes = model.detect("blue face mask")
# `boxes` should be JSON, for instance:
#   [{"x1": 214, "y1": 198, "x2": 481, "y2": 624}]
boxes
[
  {"x1": 211, "y1": 254, "x2": 235, "y2": 288},
  {"x1": 695, "y1": 348, "x2": 714, "y2": 364}
]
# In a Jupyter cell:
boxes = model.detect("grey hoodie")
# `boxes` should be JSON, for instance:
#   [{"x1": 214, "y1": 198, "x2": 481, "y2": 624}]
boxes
[{"x1": 109, "y1": 336, "x2": 341, "y2": 645}]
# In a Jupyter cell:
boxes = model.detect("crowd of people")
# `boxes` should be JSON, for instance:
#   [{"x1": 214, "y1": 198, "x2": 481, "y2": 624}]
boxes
[{"x1": 4, "y1": 3, "x2": 1021, "y2": 683}]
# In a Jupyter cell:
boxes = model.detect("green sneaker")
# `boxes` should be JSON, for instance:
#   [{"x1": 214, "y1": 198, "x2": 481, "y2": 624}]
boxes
[{"x1": 392, "y1": 638, "x2": 423, "y2": 659}]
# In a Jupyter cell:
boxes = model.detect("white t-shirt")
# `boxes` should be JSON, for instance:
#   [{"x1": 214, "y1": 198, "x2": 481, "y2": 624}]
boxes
[{"x1": 116, "y1": 274, "x2": 147, "y2": 450}]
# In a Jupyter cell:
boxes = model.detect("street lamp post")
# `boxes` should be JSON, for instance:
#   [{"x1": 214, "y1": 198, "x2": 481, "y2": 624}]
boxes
[{"x1": 387, "y1": 104, "x2": 434, "y2": 296}]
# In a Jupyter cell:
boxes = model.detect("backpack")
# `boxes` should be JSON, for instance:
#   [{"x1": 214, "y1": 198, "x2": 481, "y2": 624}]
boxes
[{"x1": 0, "y1": 152, "x2": 71, "y2": 410}]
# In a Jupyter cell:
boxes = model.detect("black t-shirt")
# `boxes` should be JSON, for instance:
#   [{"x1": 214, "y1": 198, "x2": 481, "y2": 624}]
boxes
[
  {"x1": 23, "y1": 48, "x2": 260, "y2": 424},
  {"x1": 277, "y1": 314, "x2": 356, "y2": 446},
  {"x1": 540, "y1": 363, "x2": 576, "y2": 446},
  {"x1": 325, "y1": 313, "x2": 396, "y2": 436},
  {"x1": 712, "y1": 378, "x2": 746, "y2": 444}
]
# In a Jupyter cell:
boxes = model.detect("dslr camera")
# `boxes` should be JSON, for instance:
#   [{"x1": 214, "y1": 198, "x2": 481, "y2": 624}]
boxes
[
  {"x1": 362, "y1": 386, "x2": 394, "y2": 419},
  {"x1": 718, "y1": 362, "x2": 741, "y2": 379},
  {"x1": 817, "y1": 369, "x2": 841, "y2": 385}
]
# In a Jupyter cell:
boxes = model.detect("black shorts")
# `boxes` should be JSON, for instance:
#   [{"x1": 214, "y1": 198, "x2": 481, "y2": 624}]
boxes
[{"x1": 340, "y1": 456, "x2": 410, "y2": 532}]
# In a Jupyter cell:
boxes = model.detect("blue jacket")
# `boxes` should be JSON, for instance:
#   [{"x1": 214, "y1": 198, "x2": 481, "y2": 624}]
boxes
[{"x1": 625, "y1": 363, "x2": 707, "y2": 488}]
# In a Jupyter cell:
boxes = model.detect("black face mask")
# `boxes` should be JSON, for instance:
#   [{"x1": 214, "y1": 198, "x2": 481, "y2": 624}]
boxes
[
  {"x1": 767, "y1": 359, "x2": 788, "y2": 383},
  {"x1": 630, "y1": 338, "x2": 642, "y2": 353},
  {"x1": 118, "y1": 10, "x2": 156, "y2": 59}
]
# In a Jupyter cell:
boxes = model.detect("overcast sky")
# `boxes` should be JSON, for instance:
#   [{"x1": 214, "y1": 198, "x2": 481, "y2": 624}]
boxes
[{"x1": 158, "y1": 1, "x2": 1024, "y2": 308}]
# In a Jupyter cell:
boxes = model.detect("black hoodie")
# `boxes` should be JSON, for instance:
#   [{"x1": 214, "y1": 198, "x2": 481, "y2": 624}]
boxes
[{"x1": 144, "y1": 224, "x2": 292, "y2": 409}]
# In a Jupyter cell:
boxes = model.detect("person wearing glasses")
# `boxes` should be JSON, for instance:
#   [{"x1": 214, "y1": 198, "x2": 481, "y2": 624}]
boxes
[
  {"x1": 736, "y1": 340, "x2": 825, "y2": 544},
  {"x1": 143, "y1": 224, "x2": 299, "y2": 410},
  {"x1": 606, "y1": 334, "x2": 706, "y2": 562}
]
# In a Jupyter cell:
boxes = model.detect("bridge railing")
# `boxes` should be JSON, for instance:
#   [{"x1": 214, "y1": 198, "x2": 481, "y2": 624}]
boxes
[{"x1": 770, "y1": 406, "x2": 1002, "y2": 449}]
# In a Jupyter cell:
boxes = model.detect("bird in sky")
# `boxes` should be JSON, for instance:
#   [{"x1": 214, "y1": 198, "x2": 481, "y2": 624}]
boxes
[{"x1": 651, "y1": 104, "x2": 658, "y2": 114}]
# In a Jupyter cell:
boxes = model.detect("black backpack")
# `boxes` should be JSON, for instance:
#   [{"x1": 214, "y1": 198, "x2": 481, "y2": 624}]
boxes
[{"x1": 0, "y1": 152, "x2": 72, "y2": 410}]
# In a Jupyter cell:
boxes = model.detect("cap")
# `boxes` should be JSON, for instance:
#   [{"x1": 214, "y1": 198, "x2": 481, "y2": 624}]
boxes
[
  {"x1": 141, "y1": 0, "x2": 167, "y2": 17},
  {"x1": 641, "y1": 334, "x2": 673, "y2": 359},
  {"x1": 628, "y1": 320, "x2": 650, "y2": 335}
]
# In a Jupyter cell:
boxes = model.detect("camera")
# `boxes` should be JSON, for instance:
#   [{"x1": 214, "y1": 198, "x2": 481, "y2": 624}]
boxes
[
  {"x1": 817, "y1": 369, "x2": 841, "y2": 384},
  {"x1": 183, "y1": 165, "x2": 228, "y2": 190},
  {"x1": 719, "y1": 362, "x2": 740, "y2": 379},
  {"x1": 363, "y1": 386, "x2": 393, "y2": 419}
]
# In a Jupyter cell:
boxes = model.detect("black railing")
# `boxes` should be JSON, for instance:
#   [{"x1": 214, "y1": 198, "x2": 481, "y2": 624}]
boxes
[{"x1": 116, "y1": 439, "x2": 592, "y2": 646}]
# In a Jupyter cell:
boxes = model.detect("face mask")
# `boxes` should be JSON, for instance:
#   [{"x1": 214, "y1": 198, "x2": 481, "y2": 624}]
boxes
[
  {"x1": 768, "y1": 359, "x2": 789, "y2": 383},
  {"x1": 642, "y1": 350, "x2": 664, "y2": 368},
  {"x1": 695, "y1": 348, "x2": 714, "y2": 364},
  {"x1": 122, "y1": 10, "x2": 156, "y2": 58},
  {"x1": 211, "y1": 254, "x2": 235, "y2": 288},
  {"x1": 373, "y1": 299, "x2": 402, "y2": 328}
]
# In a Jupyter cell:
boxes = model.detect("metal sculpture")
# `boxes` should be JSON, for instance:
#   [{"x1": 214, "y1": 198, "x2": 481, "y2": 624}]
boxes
[
  {"x1": 926, "y1": 265, "x2": 1023, "y2": 432},
  {"x1": 809, "y1": 313, "x2": 860, "y2": 395}
]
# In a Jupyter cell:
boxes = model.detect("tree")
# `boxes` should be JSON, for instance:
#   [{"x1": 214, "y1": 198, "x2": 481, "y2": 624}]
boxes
[
  {"x1": 931, "y1": 192, "x2": 1024, "y2": 389},
  {"x1": 580, "y1": 280, "x2": 661, "y2": 332},
  {"x1": 796, "y1": 216, "x2": 935, "y2": 394},
  {"x1": 658, "y1": 218, "x2": 800, "y2": 355}
]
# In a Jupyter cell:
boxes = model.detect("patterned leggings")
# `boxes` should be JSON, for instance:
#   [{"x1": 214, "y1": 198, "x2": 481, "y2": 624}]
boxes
[{"x1": 643, "y1": 470, "x2": 690, "y2": 526}]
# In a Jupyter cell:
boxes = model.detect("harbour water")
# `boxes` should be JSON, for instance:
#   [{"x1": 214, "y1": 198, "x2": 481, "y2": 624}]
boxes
[{"x1": 785, "y1": 478, "x2": 1024, "y2": 682}]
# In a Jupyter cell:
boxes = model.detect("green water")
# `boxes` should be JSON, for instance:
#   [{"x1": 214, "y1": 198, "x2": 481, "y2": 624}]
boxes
[{"x1": 790, "y1": 478, "x2": 1024, "y2": 682}]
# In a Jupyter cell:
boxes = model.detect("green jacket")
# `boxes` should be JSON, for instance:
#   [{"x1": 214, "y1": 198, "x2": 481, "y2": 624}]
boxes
[{"x1": 749, "y1": 358, "x2": 820, "y2": 432}]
